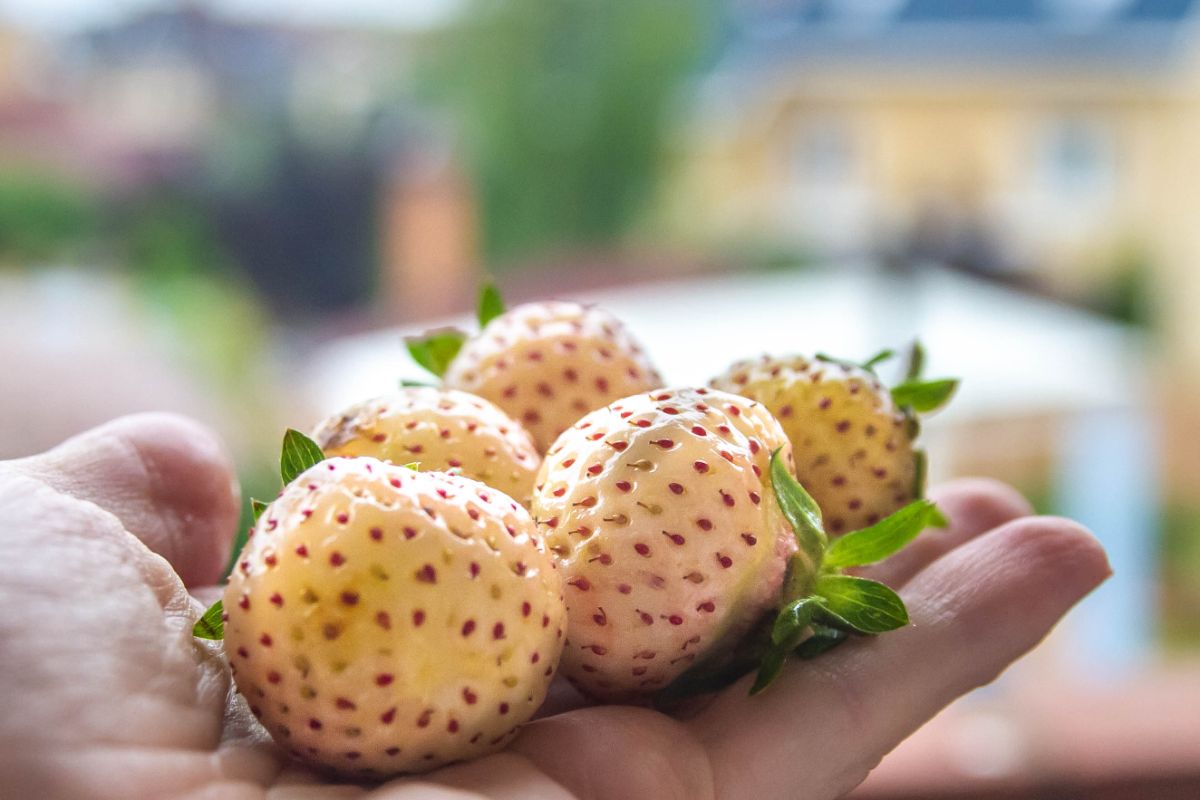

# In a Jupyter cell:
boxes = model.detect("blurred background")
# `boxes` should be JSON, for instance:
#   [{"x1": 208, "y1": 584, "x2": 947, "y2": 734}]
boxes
[{"x1": 2, "y1": 0, "x2": 1198, "y2": 796}]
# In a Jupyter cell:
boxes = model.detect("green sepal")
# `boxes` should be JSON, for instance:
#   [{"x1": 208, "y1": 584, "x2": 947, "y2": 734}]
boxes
[
  {"x1": 814, "y1": 575, "x2": 909, "y2": 634},
  {"x1": 891, "y1": 378, "x2": 959, "y2": 413},
  {"x1": 905, "y1": 340, "x2": 926, "y2": 381},
  {"x1": 192, "y1": 599, "x2": 225, "y2": 640},
  {"x1": 250, "y1": 498, "x2": 268, "y2": 522},
  {"x1": 752, "y1": 597, "x2": 832, "y2": 694},
  {"x1": 794, "y1": 624, "x2": 850, "y2": 659},
  {"x1": 477, "y1": 282, "x2": 506, "y2": 327},
  {"x1": 399, "y1": 378, "x2": 434, "y2": 388},
  {"x1": 861, "y1": 349, "x2": 896, "y2": 370},
  {"x1": 405, "y1": 328, "x2": 467, "y2": 378},
  {"x1": 769, "y1": 449, "x2": 826, "y2": 569},
  {"x1": 823, "y1": 499, "x2": 945, "y2": 570},
  {"x1": 749, "y1": 645, "x2": 790, "y2": 695},
  {"x1": 771, "y1": 596, "x2": 823, "y2": 645},
  {"x1": 912, "y1": 449, "x2": 928, "y2": 500},
  {"x1": 816, "y1": 349, "x2": 894, "y2": 375},
  {"x1": 280, "y1": 428, "x2": 325, "y2": 485},
  {"x1": 904, "y1": 409, "x2": 921, "y2": 440}
]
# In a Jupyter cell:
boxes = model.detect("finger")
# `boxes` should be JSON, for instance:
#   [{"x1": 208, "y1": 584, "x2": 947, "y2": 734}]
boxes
[
  {"x1": 372, "y1": 752, "x2": 575, "y2": 799},
  {"x1": 510, "y1": 706, "x2": 715, "y2": 800},
  {"x1": 689, "y1": 516, "x2": 1110, "y2": 800},
  {"x1": 7, "y1": 413, "x2": 241, "y2": 587},
  {"x1": 858, "y1": 478, "x2": 1032, "y2": 588}
]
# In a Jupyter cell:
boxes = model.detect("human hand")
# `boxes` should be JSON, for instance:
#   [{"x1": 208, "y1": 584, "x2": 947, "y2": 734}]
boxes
[{"x1": 0, "y1": 414, "x2": 1110, "y2": 799}]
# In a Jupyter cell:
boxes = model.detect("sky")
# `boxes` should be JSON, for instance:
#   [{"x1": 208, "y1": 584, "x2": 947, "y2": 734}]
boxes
[{"x1": 0, "y1": 0, "x2": 460, "y2": 32}]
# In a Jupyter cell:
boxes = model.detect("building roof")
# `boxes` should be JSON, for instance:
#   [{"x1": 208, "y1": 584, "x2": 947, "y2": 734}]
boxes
[{"x1": 721, "y1": 0, "x2": 1200, "y2": 77}]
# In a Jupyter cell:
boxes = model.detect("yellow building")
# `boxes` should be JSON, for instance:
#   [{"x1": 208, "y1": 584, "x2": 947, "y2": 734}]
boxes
[{"x1": 670, "y1": 0, "x2": 1200, "y2": 371}]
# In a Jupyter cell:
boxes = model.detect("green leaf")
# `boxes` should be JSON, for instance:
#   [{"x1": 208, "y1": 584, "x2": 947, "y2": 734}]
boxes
[
  {"x1": 250, "y1": 498, "x2": 268, "y2": 522},
  {"x1": 771, "y1": 596, "x2": 822, "y2": 645},
  {"x1": 769, "y1": 449, "x2": 826, "y2": 569},
  {"x1": 280, "y1": 428, "x2": 325, "y2": 485},
  {"x1": 749, "y1": 645, "x2": 790, "y2": 695},
  {"x1": 192, "y1": 600, "x2": 225, "y2": 640},
  {"x1": 861, "y1": 349, "x2": 896, "y2": 370},
  {"x1": 814, "y1": 575, "x2": 909, "y2": 634},
  {"x1": 905, "y1": 340, "x2": 926, "y2": 381},
  {"x1": 816, "y1": 349, "x2": 894, "y2": 374},
  {"x1": 405, "y1": 329, "x2": 467, "y2": 378},
  {"x1": 912, "y1": 449, "x2": 928, "y2": 500},
  {"x1": 752, "y1": 597, "x2": 831, "y2": 694},
  {"x1": 477, "y1": 282, "x2": 506, "y2": 327},
  {"x1": 795, "y1": 625, "x2": 850, "y2": 659},
  {"x1": 823, "y1": 500, "x2": 945, "y2": 569},
  {"x1": 904, "y1": 409, "x2": 921, "y2": 440},
  {"x1": 399, "y1": 378, "x2": 433, "y2": 388},
  {"x1": 891, "y1": 378, "x2": 959, "y2": 413}
]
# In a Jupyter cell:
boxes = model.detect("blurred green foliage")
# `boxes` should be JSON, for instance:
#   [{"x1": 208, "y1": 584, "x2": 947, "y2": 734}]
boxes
[
  {"x1": 0, "y1": 172, "x2": 99, "y2": 264},
  {"x1": 1021, "y1": 481, "x2": 1200, "y2": 650},
  {"x1": 720, "y1": 239, "x2": 820, "y2": 274},
  {"x1": 1161, "y1": 503, "x2": 1200, "y2": 650},
  {"x1": 117, "y1": 193, "x2": 272, "y2": 392},
  {"x1": 1092, "y1": 244, "x2": 1158, "y2": 331},
  {"x1": 427, "y1": 0, "x2": 718, "y2": 265},
  {"x1": 0, "y1": 168, "x2": 273, "y2": 399}
]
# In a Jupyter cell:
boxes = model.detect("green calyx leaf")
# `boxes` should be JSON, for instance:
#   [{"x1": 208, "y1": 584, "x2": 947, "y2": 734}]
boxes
[
  {"x1": 752, "y1": 598, "x2": 819, "y2": 694},
  {"x1": 192, "y1": 599, "x2": 225, "y2": 640},
  {"x1": 823, "y1": 499, "x2": 946, "y2": 570},
  {"x1": 250, "y1": 498, "x2": 268, "y2": 522},
  {"x1": 771, "y1": 596, "x2": 823, "y2": 646},
  {"x1": 813, "y1": 575, "x2": 909, "y2": 634},
  {"x1": 749, "y1": 645, "x2": 789, "y2": 695},
  {"x1": 905, "y1": 340, "x2": 926, "y2": 381},
  {"x1": 816, "y1": 349, "x2": 894, "y2": 375},
  {"x1": 861, "y1": 349, "x2": 896, "y2": 370},
  {"x1": 753, "y1": 595, "x2": 859, "y2": 694},
  {"x1": 280, "y1": 428, "x2": 326, "y2": 485},
  {"x1": 399, "y1": 378, "x2": 434, "y2": 388},
  {"x1": 794, "y1": 624, "x2": 850, "y2": 659},
  {"x1": 477, "y1": 282, "x2": 506, "y2": 328},
  {"x1": 891, "y1": 378, "x2": 959, "y2": 413},
  {"x1": 912, "y1": 449, "x2": 928, "y2": 501},
  {"x1": 405, "y1": 328, "x2": 467, "y2": 378},
  {"x1": 769, "y1": 449, "x2": 826, "y2": 570}
]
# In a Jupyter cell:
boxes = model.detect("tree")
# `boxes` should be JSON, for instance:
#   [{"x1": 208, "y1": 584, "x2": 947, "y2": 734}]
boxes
[{"x1": 428, "y1": 0, "x2": 716, "y2": 264}]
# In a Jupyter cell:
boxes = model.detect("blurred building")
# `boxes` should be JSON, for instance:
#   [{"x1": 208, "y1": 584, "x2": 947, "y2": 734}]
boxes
[{"x1": 672, "y1": 0, "x2": 1200, "y2": 368}]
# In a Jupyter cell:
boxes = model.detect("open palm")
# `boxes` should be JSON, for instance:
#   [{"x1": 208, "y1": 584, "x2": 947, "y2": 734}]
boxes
[{"x1": 0, "y1": 415, "x2": 1109, "y2": 800}]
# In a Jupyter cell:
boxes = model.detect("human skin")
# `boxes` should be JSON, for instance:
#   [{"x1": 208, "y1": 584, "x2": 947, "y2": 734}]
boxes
[{"x1": 0, "y1": 413, "x2": 1110, "y2": 800}]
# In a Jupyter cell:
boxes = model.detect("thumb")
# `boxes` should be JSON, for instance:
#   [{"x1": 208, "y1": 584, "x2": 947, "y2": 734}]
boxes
[{"x1": 6, "y1": 413, "x2": 241, "y2": 587}]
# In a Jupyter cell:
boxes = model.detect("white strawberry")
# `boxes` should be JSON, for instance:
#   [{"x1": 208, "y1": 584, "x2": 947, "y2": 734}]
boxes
[
  {"x1": 312, "y1": 387, "x2": 541, "y2": 508},
  {"x1": 711, "y1": 350, "x2": 957, "y2": 535},
  {"x1": 221, "y1": 456, "x2": 566, "y2": 777},
  {"x1": 407, "y1": 285, "x2": 662, "y2": 453},
  {"x1": 530, "y1": 388, "x2": 797, "y2": 702}
]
